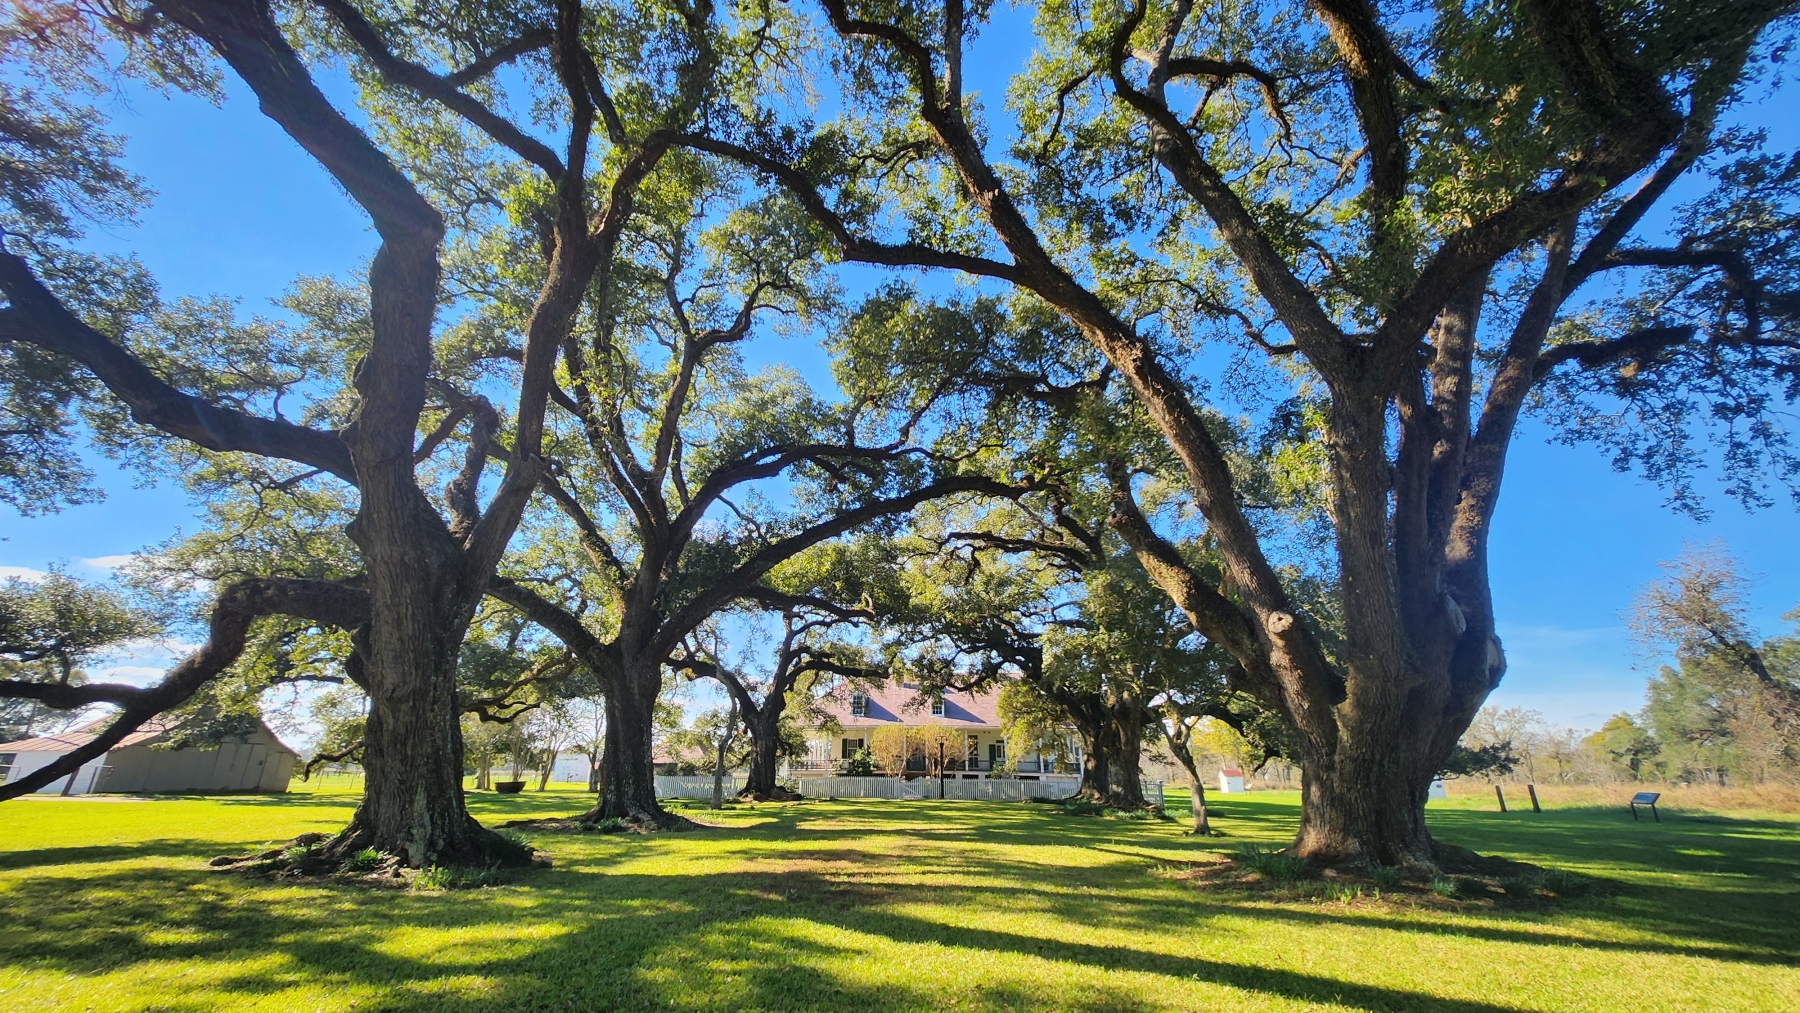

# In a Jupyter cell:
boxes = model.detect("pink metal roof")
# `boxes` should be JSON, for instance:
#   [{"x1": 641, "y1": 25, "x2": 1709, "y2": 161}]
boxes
[
  {"x1": 814, "y1": 682, "x2": 1002, "y2": 730},
  {"x1": 0, "y1": 716, "x2": 175, "y2": 754}
]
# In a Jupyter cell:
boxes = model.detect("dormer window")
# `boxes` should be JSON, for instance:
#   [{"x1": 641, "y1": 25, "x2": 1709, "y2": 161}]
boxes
[
  {"x1": 850, "y1": 692, "x2": 868, "y2": 718},
  {"x1": 931, "y1": 697, "x2": 946, "y2": 717}
]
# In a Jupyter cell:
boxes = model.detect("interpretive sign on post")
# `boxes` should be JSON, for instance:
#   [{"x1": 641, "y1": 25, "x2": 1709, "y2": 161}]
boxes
[{"x1": 1629, "y1": 791, "x2": 1661, "y2": 823}]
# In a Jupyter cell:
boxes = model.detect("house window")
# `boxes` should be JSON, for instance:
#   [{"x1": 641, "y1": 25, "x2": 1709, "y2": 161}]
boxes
[
  {"x1": 0, "y1": 753, "x2": 13, "y2": 783},
  {"x1": 850, "y1": 692, "x2": 868, "y2": 717},
  {"x1": 966, "y1": 734, "x2": 979, "y2": 764},
  {"x1": 989, "y1": 741, "x2": 1006, "y2": 765},
  {"x1": 841, "y1": 737, "x2": 865, "y2": 759},
  {"x1": 930, "y1": 697, "x2": 946, "y2": 717}
]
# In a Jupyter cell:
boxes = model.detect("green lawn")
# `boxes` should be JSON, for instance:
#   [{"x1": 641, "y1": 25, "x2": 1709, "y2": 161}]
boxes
[{"x1": 0, "y1": 785, "x2": 1795, "y2": 1013}]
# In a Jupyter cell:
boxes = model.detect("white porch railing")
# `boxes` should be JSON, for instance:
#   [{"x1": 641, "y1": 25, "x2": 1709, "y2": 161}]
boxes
[{"x1": 654, "y1": 773, "x2": 1162, "y2": 805}]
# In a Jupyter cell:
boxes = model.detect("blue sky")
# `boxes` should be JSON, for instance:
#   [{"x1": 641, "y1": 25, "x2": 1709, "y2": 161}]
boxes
[{"x1": 4, "y1": 18, "x2": 1798, "y2": 736}]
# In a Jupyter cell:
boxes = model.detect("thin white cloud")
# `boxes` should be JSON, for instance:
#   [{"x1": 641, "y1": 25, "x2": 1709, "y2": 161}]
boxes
[
  {"x1": 0, "y1": 565, "x2": 49, "y2": 583},
  {"x1": 1489, "y1": 621, "x2": 1646, "y2": 730},
  {"x1": 81, "y1": 555, "x2": 137, "y2": 570},
  {"x1": 92, "y1": 665, "x2": 167, "y2": 686}
]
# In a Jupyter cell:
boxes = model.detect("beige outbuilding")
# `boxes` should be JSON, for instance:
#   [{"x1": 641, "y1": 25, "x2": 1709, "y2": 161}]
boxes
[{"x1": 0, "y1": 716, "x2": 297, "y2": 795}]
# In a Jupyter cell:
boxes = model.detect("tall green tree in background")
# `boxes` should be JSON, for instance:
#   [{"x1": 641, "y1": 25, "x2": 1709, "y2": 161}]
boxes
[
  {"x1": 683, "y1": 0, "x2": 1800, "y2": 865},
  {"x1": 0, "y1": 574, "x2": 159, "y2": 739},
  {"x1": 1630, "y1": 545, "x2": 1800, "y2": 783}
]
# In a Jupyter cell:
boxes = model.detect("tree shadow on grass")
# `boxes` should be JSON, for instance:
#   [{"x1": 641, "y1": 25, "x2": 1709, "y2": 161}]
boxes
[
  {"x1": 0, "y1": 861, "x2": 1535, "y2": 1013},
  {"x1": 0, "y1": 839, "x2": 237, "y2": 871},
  {"x1": 1, "y1": 798, "x2": 1795, "y2": 1012}
]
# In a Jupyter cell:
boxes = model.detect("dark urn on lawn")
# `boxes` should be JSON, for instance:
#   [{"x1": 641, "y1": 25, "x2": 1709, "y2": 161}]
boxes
[{"x1": 494, "y1": 781, "x2": 526, "y2": 794}]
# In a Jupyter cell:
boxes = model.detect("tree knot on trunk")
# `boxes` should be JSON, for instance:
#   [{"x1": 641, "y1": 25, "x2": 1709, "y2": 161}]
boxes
[
  {"x1": 1440, "y1": 592, "x2": 1467, "y2": 636},
  {"x1": 1264, "y1": 611, "x2": 1295, "y2": 636}
]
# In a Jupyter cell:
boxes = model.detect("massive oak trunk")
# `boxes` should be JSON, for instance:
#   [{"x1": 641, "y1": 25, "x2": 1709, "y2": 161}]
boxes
[
  {"x1": 742, "y1": 704, "x2": 785, "y2": 798},
  {"x1": 1103, "y1": 690, "x2": 1152, "y2": 809},
  {"x1": 1105, "y1": 715, "x2": 1147, "y2": 810},
  {"x1": 589, "y1": 657, "x2": 670, "y2": 823},
  {"x1": 336, "y1": 626, "x2": 489, "y2": 865}
]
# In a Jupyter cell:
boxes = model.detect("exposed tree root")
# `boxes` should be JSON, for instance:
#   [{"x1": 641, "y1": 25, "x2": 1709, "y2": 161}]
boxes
[
  {"x1": 1168, "y1": 845, "x2": 1597, "y2": 906},
  {"x1": 501, "y1": 810, "x2": 700, "y2": 834},
  {"x1": 1429, "y1": 842, "x2": 1543, "y2": 878},
  {"x1": 737, "y1": 786, "x2": 804, "y2": 802},
  {"x1": 208, "y1": 819, "x2": 542, "y2": 884},
  {"x1": 1032, "y1": 792, "x2": 1168, "y2": 820}
]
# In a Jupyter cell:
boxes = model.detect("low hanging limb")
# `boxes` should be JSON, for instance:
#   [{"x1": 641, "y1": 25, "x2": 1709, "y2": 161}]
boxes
[
  {"x1": 0, "y1": 577, "x2": 369, "y2": 801},
  {"x1": 301, "y1": 740, "x2": 365, "y2": 780}
]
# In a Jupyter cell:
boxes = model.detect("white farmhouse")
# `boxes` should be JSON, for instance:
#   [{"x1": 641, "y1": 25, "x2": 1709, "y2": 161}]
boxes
[{"x1": 0, "y1": 716, "x2": 297, "y2": 795}]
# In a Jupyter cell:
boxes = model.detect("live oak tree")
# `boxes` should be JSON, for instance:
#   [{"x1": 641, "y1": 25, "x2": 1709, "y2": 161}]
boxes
[
  {"x1": 481, "y1": 169, "x2": 1021, "y2": 823},
  {"x1": 672, "y1": 544, "x2": 894, "y2": 800},
  {"x1": 0, "y1": 0, "x2": 734, "y2": 864},
  {"x1": 677, "y1": 0, "x2": 1800, "y2": 865},
  {"x1": 835, "y1": 287, "x2": 1291, "y2": 811},
  {"x1": 898, "y1": 490, "x2": 1256, "y2": 811}
]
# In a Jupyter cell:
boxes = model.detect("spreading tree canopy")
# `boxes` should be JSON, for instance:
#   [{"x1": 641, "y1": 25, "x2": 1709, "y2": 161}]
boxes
[{"x1": 671, "y1": 0, "x2": 1800, "y2": 866}]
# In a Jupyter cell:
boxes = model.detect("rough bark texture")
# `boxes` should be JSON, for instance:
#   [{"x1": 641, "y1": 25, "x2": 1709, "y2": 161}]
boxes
[
  {"x1": 592, "y1": 657, "x2": 670, "y2": 823},
  {"x1": 1104, "y1": 691, "x2": 1150, "y2": 809},
  {"x1": 742, "y1": 704, "x2": 785, "y2": 799}
]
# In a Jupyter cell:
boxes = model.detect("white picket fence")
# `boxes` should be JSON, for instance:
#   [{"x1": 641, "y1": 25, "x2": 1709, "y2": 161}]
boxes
[
  {"x1": 652, "y1": 773, "x2": 1162, "y2": 805},
  {"x1": 653, "y1": 775, "x2": 747, "y2": 799},
  {"x1": 791, "y1": 775, "x2": 1162, "y2": 806}
]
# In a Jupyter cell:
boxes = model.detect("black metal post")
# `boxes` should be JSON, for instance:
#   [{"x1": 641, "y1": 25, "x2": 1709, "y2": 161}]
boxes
[{"x1": 938, "y1": 743, "x2": 946, "y2": 799}]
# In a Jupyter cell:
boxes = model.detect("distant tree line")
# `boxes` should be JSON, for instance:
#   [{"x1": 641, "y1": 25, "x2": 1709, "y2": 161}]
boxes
[{"x1": 1456, "y1": 546, "x2": 1800, "y2": 788}]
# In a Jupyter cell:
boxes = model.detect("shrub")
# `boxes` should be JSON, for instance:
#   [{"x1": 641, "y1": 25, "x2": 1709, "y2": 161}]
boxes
[
  {"x1": 838, "y1": 748, "x2": 877, "y2": 777},
  {"x1": 478, "y1": 829, "x2": 535, "y2": 866},
  {"x1": 593, "y1": 817, "x2": 628, "y2": 833},
  {"x1": 344, "y1": 848, "x2": 382, "y2": 872},
  {"x1": 1235, "y1": 846, "x2": 1311, "y2": 884},
  {"x1": 1539, "y1": 869, "x2": 1599, "y2": 898},
  {"x1": 415, "y1": 864, "x2": 509, "y2": 890},
  {"x1": 1429, "y1": 876, "x2": 1461, "y2": 898},
  {"x1": 1455, "y1": 876, "x2": 1489, "y2": 897},
  {"x1": 1499, "y1": 873, "x2": 1541, "y2": 898},
  {"x1": 1370, "y1": 866, "x2": 1404, "y2": 890}
]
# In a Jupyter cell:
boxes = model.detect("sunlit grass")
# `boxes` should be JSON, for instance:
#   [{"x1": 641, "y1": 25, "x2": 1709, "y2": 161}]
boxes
[{"x1": 0, "y1": 782, "x2": 1795, "y2": 1011}]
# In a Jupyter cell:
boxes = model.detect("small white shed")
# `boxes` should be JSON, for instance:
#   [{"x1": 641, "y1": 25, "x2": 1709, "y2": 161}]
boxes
[
  {"x1": 0, "y1": 716, "x2": 296, "y2": 795},
  {"x1": 1427, "y1": 778, "x2": 1448, "y2": 800},
  {"x1": 1218, "y1": 768, "x2": 1246, "y2": 793},
  {"x1": 550, "y1": 752, "x2": 595, "y2": 784}
]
